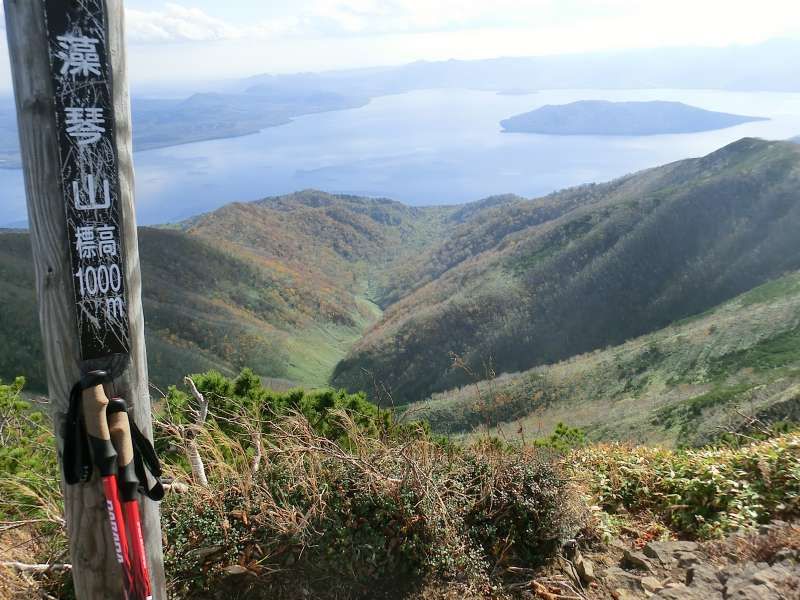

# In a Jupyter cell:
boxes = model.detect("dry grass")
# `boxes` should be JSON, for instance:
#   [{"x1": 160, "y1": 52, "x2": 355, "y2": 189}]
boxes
[
  {"x1": 705, "y1": 521, "x2": 800, "y2": 564},
  {"x1": 160, "y1": 409, "x2": 584, "y2": 599}
]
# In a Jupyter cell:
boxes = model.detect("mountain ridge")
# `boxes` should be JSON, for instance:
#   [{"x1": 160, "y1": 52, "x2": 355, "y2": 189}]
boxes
[
  {"x1": 332, "y1": 138, "x2": 800, "y2": 404},
  {"x1": 3, "y1": 139, "x2": 800, "y2": 410}
]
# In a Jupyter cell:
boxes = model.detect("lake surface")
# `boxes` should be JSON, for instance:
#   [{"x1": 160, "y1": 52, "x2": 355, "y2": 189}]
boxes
[{"x1": 3, "y1": 88, "x2": 800, "y2": 226}]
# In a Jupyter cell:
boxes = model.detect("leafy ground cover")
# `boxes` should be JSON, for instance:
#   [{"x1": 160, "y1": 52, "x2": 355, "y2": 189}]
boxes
[{"x1": 1, "y1": 373, "x2": 799, "y2": 599}]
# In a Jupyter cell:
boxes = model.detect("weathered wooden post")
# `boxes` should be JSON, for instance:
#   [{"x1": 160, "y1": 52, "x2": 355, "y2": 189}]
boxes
[{"x1": 3, "y1": 1, "x2": 166, "y2": 597}]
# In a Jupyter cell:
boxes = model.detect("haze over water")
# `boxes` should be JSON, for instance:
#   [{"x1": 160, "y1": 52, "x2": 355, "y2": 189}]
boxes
[{"x1": 3, "y1": 87, "x2": 800, "y2": 226}]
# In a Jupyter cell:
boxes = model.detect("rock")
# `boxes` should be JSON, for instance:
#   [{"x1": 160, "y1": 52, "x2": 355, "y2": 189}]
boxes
[
  {"x1": 723, "y1": 561, "x2": 800, "y2": 599},
  {"x1": 750, "y1": 567, "x2": 775, "y2": 585},
  {"x1": 223, "y1": 565, "x2": 250, "y2": 575},
  {"x1": 604, "y1": 566, "x2": 645, "y2": 594},
  {"x1": 726, "y1": 584, "x2": 782, "y2": 600},
  {"x1": 685, "y1": 564, "x2": 723, "y2": 592},
  {"x1": 641, "y1": 576, "x2": 663, "y2": 592},
  {"x1": 623, "y1": 549, "x2": 655, "y2": 573},
  {"x1": 643, "y1": 541, "x2": 699, "y2": 565},
  {"x1": 652, "y1": 584, "x2": 709, "y2": 600},
  {"x1": 575, "y1": 553, "x2": 596, "y2": 584},
  {"x1": 676, "y1": 551, "x2": 701, "y2": 568},
  {"x1": 772, "y1": 548, "x2": 797, "y2": 563}
]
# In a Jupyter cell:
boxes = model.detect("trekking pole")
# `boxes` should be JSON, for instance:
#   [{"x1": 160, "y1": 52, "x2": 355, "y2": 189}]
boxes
[
  {"x1": 79, "y1": 371, "x2": 136, "y2": 599},
  {"x1": 108, "y1": 398, "x2": 153, "y2": 600}
]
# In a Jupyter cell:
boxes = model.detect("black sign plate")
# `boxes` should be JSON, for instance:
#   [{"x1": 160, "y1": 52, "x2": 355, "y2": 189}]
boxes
[{"x1": 42, "y1": 0, "x2": 130, "y2": 361}]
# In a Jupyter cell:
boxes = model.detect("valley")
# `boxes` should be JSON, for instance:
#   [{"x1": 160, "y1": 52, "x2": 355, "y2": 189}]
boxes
[
  {"x1": 2, "y1": 138, "x2": 800, "y2": 450},
  {"x1": 0, "y1": 191, "x2": 457, "y2": 391},
  {"x1": 334, "y1": 138, "x2": 800, "y2": 406}
]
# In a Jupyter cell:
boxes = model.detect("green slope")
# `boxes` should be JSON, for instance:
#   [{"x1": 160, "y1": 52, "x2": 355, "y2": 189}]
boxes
[
  {"x1": 409, "y1": 270, "x2": 800, "y2": 447},
  {"x1": 333, "y1": 138, "x2": 800, "y2": 404},
  {"x1": 0, "y1": 191, "x2": 467, "y2": 392},
  {"x1": 0, "y1": 227, "x2": 360, "y2": 391}
]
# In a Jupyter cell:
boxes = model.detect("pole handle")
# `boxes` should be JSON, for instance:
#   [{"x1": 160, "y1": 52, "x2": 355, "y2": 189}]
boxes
[
  {"x1": 108, "y1": 399, "x2": 134, "y2": 466},
  {"x1": 81, "y1": 371, "x2": 117, "y2": 477},
  {"x1": 108, "y1": 398, "x2": 139, "y2": 502},
  {"x1": 82, "y1": 384, "x2": 111, "y2": 441}
]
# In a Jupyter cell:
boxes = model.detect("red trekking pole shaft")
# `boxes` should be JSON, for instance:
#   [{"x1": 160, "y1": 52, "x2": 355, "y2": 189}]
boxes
[
  {"x1": 82, "y1": 378, "x2": 135, "y2": 599},
  {"x1": 109, "y1": 398, "x2": 152, "y2": 600}
]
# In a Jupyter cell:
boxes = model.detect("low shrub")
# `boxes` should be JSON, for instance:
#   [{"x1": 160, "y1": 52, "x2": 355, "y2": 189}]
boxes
[
  {"x1": 533, "y1": 422, "x2": 587, "y2": 453},
  {"x1": 575, "y1": 430, "x2": 800, "y2": 537},
  {"x1": 161, "y1": 413, "x2": 582, "y2": 599},
  {"x1": 0, "y1": 377, "x2": 60, "y2": 522},
  {"x1": 160, "y1": 369, "x2": 405, "y2": 448}
]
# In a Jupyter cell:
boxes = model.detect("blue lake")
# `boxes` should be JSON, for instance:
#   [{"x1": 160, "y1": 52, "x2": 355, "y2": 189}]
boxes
[{"x1": 3, "y1": 87, "x2": 800, "y2": 226}]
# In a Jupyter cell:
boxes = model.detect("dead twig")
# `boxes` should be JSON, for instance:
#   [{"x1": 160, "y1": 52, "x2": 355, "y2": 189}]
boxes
[{"x1": 0, "y1": 561, "x2": 71, "y2": 573}]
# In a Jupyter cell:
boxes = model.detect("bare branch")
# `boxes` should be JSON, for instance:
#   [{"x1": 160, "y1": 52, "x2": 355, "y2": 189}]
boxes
[
  {"x1": 251, "y1": 430, "x2": 263, "y2": 474},
  {"x1": 184, "y1": 376, "x2": 209, "y2": 426},
  {"x1": 0, "y1": 561, "x2": 71, "y2": 573},
  {"x1": 183, "y1": 376, "x2": 209, "y2": 486}
]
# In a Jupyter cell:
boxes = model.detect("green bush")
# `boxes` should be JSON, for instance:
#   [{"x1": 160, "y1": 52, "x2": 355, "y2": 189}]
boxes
[
  {"x1": 161, "y1": 369, "x2": 397, "y2": 447},
  {"x1": 533, "y1": 422, "x2": 587, "y2": 453},
  {"x1": 575, "y1": 430, "x2": 800, "y2": 538},
  {"x1": 0, "y1": 377, "x2": 60, "y2": 521},
  {"x1": 461, "y1": 451, "x2": 576, "y2": 567}
]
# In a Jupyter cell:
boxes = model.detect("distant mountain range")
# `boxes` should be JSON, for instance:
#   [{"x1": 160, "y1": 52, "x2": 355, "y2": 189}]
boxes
[
  {"x1": 3, "y1": 138, "x2": 800, "y2": 451},
  {"x1": 501, "y1": 100, "x2": 766, "y2": 136},
  {"x1": 239, "y1": 39, "x2": 800, "y2": 96},
  {"x1": 1, "y1": 39, "x2": 800, "y2": 169}
]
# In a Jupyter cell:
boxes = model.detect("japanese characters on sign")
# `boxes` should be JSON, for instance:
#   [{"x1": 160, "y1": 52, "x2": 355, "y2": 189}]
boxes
[{"x1": 43, "y1": 0, "x2": 130, "y2": 360}]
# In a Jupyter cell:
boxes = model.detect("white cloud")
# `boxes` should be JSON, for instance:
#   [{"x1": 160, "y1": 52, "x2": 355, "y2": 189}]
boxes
[
  {"x1": 126, "y1": 3, "x2": 243, "y2": 42},
  {"x1": 122, "y1": 0, "x2": 800, "y2": 46},
  {"x1": 2, "y1": 0, "x2": 800, "y2": 88},
  {"x1": 122, "y1": 1, "x2": 560, "y2": 43},
  {"x1": 309, "y1": 0, "x2": 550, "y2": 33}
]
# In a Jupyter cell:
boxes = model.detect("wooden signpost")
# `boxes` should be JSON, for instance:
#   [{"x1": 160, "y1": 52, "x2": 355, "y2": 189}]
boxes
[{"x1": 4, "y1": 0, "x2": 166, "y2": 597}]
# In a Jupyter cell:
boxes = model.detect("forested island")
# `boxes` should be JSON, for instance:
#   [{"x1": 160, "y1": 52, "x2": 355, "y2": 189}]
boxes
[{"x1": 501, "y1": 100, "x2": 766, "y2": 135}]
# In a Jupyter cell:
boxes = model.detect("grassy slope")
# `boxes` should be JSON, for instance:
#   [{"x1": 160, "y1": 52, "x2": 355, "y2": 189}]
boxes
[
  {"x1": 0, "y1": 228, "x2": 313, "y2": 390},
  {"x1": 333, "y1": 138, "x2": 800, "y2": 404},
  {"x1": 184, "y1": 190, "x2": 456, "y2": 307},
  {"x1": 180, "y1": 191, "x2": 464, "y2": 382},
  {"x1": 410, "y1": 271, "x2": 800, "y2": 447},
  {"x1": 0, "y1": 191, "x2": 462, "y2": 391}
]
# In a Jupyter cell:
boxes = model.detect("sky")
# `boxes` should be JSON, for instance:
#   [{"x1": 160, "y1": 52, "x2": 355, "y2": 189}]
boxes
[{"x1": 1, "y1": 0, "x2": 800, "y2": 91}]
